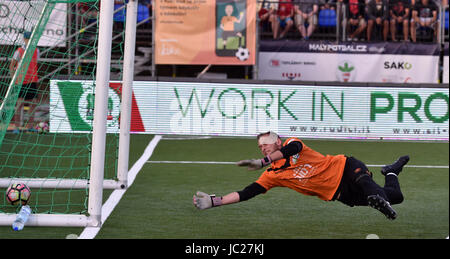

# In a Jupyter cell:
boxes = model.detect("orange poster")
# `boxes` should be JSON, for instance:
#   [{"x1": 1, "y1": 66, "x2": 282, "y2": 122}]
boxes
[{"x1": 155, "y1": 0, "x2": 256, "y2": 65}]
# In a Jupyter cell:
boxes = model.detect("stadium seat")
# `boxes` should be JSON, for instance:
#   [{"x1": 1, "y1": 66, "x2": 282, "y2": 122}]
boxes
[
  {"x1": 113, "y1": 4, "x2": 126, "y2": 22},
  {"x1": 445, "y1": 11, "x2": 449, "y2": 30},
  {"x1": 137, "y1": 4, "x2": 150, "y2": 23},
  {"x1": 318, "y1": 9, "x2": 337, "y2": 27}
]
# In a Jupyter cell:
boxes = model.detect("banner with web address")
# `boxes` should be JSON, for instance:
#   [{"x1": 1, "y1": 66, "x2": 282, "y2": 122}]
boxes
[{"x1": 50, "y1": 80, "x2": 449, "y2": 141}]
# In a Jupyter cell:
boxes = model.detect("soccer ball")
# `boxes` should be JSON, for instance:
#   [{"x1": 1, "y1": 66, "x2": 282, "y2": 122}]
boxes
[
  {"x1": 235, "y1": 47, "x2": 250, "y2": 61},
  {"x1": 35, "y1": 122, "x2": 49, "y2": 133},
  {"x1": 6, "y1": 183, "x2": 31, "y2": 206}
]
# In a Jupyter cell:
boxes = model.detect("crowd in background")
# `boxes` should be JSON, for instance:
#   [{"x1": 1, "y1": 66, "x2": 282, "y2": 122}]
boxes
[
  {"x1": 77, "y1": 0, "x2": 449, "y2": 43},
  {"x1": 258, "y1": 0, "x2": 449, "y2": 42}
]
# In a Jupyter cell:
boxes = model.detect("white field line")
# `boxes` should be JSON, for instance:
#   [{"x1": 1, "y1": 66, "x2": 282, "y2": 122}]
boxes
[
  {"x1": 146, "y1": 160, "x2": 449, "y2": 169},
  {"x1": 78, "y1": 135, "x2": 162, "y2": 239}
]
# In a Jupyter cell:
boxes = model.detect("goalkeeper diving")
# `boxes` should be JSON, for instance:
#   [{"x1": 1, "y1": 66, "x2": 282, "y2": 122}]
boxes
[{"x1": 193, "y1": 131, "x2": 409, "y2": 220}]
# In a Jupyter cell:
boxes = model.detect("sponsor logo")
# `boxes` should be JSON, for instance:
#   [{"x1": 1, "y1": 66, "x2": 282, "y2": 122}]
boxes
[
  {"x1": 282, "y1": 72, "x2": 301, "y2": 80},
  {"x1": 309, "y1": 43, "x2": 367, "y2": 53},
  {"x1": 270, "y1": 59, "x2": 280, "y2": 67},
  {"x1": 271, "y1": 59, "x2": 316, "y2": 67},
  {"x1": 53, "y1": 81, "x2": 145, "y2": 132},
  {"x1": 160, "y1": 43, "x2": 180, "y2": 56},
  {"x1": 281, "y1": 60, "x2": 303, "y2": 65},
  {"x1": 381, "y1": 75, "x2": 413, "y2": 83},
  {"x1": 383, "y1": 61, "x2": 412, "y2": 70},
  {"x1": 336, "y1": 61, "x2": 356, "y2": 82}
]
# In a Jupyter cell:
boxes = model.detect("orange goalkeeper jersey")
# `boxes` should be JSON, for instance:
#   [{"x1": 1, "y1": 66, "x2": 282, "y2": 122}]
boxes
[{"x1": 256, "y1": 137, "x2": 347, "y2": 201}]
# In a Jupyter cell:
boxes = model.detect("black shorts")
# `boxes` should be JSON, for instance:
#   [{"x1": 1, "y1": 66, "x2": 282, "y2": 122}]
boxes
[
  {"x1": 332, "y1": 156, "x2": 374, "y2": 207},
  {"x1": 18, "y1": 82, "x2": 38, "y2": 100}
]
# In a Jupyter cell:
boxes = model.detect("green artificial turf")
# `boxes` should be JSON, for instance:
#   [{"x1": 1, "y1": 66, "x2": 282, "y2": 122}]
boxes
[{"x1": 1, "y1": 134, "x2": 448, "y2": 239}]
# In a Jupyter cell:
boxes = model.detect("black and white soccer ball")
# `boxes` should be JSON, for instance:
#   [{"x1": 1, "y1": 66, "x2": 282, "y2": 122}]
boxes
[{"x1": 235, "y1": 47, "x2": 250, "y2": 61}]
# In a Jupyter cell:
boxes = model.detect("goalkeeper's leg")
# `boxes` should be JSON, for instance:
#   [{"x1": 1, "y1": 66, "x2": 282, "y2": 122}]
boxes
[
  {"x1": 382, "y1": 173, "x2": 404, "y2": 205},
  {"x1": 379, "y1": 155, "x2": 409, "y2": 205},
  {"x1": 337, "y1": 156, "x2": 398, "y2": 219}
]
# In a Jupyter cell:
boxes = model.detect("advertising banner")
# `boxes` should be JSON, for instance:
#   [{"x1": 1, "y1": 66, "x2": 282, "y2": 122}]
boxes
[
  {"x1": 49, "y1": 80, "x2": 145, "y2": 133},
  {"x1": 50, "y1": 80, "x2": 449, "y2": 141},
  {"x1": 444, "y1": 43, "x2": 449, "y2": 84},
  {"x1": 155, "y1": 0, "x2": 256, "y2": 65},
  {"x1": 258, "y1": 41, "x2": 440, "y2": 83},
  {"x1": 0, "y1": 1, "x2": 66, "y2": 47}
]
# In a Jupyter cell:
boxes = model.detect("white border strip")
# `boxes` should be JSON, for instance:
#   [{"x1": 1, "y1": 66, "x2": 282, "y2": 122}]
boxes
[
  {"x1": 146, "y1": 160, "x2": 449, "y2": 169},
  {"x1": 78, "y1": 135, "x2": 162, "y2": 239}
]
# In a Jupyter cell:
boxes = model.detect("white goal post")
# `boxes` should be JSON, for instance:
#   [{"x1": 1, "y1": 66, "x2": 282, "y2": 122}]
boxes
[{"x1": 0, "y1": 0, "x2": 137, "y2": 228}]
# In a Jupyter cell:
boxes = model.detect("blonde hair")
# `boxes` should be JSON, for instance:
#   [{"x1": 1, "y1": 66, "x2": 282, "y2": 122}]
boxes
[{"x1": 256, "y1": 131, "x2": 280, "y2": 144}]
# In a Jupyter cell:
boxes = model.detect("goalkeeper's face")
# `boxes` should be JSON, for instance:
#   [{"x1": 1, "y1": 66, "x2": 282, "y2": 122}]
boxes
[{"x1": 258, "y1": 135, "x2": 282, "y2": 156}]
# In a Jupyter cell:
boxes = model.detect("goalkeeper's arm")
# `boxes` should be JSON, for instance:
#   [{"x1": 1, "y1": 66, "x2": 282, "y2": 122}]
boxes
[
  {"x1": 236, "y1": 140, "x2": 303, "y2": 170},
  {"x1": 193, "y1": 182, "x2": 266, "y2": 210}
]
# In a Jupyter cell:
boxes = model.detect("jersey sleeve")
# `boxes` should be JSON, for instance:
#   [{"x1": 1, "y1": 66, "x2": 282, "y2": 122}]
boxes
[
  {"x1": 237, "y1": 182, "x2": 267, "y2": 201},
  {"x1": 280, "y1": 139, "x2": 302, "y2": 158}
]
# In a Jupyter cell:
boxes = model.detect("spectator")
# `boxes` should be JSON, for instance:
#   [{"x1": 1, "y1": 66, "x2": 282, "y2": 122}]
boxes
[
  {"x1": 140, "y1": 0, "x2": 153, "y2": 6},
  {"x1": 78, "y1": 2, "x2": 99, "y2": 30},
  {"x1": 8, "y1": 31, "x2": 39, "y2": 131},
  {"x1": 295, "y1": 0, "x2": 319, "y2": 40},
  {"x1": 366, "y1": 0, "x2": 390, "y2": 41},
  {"x1": 390, "y1": 0, "x2": 411, "y2": 41},
  {"x1": 410, "y1": 0, "x2": 439, "y2": 42},
  {"x1": 343, "y1": 0, "x2": 367, "y2": 41},
  {"x1": 140, "y1": 0, "x2": 153, "y2": 18},
  {"x1": 258, "y1": 0, "x2": 277, "y2": 32},
  {"x1": 138, "y1": 0, "x2": 153, "y2": 22},
  {"x1": 272, "y1": 0, "x2": 294, "y2": 39}
]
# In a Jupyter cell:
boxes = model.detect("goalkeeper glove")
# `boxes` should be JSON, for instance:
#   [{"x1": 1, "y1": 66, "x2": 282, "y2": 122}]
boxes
[
  {"x1": 236, "y1": 156, "x2": 272, "y2": 170},
  {"x1": 193, "y1": 191, "x2": 222, "y2": 210}
]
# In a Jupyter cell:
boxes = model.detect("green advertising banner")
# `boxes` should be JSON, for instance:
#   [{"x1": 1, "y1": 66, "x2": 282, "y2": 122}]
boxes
[
  {"x1": 51, "y1": 80, "x2": 449, "y2": 141},
  {"x1": 50, "y1": 80, "x2": 145, "y2": 133}
]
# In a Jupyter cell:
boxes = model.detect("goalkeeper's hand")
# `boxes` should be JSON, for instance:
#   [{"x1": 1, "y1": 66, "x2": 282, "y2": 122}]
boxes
[
  {"x1": 236, "y1": 156, "x2": 272, "y2": 171},
  {"x1": 193, "y1": 191, "x2": 222, "y2": 210}
]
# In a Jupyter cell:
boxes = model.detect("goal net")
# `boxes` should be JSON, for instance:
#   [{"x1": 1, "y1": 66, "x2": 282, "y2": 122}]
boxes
[{"x1": 0, "y1": 0, "x2": 135, "y2": 227}]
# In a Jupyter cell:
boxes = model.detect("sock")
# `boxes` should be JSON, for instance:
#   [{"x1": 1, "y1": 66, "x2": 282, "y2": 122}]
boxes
[{"x1": 384, "y1": 174, "x2": 403, "y2": 204}]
